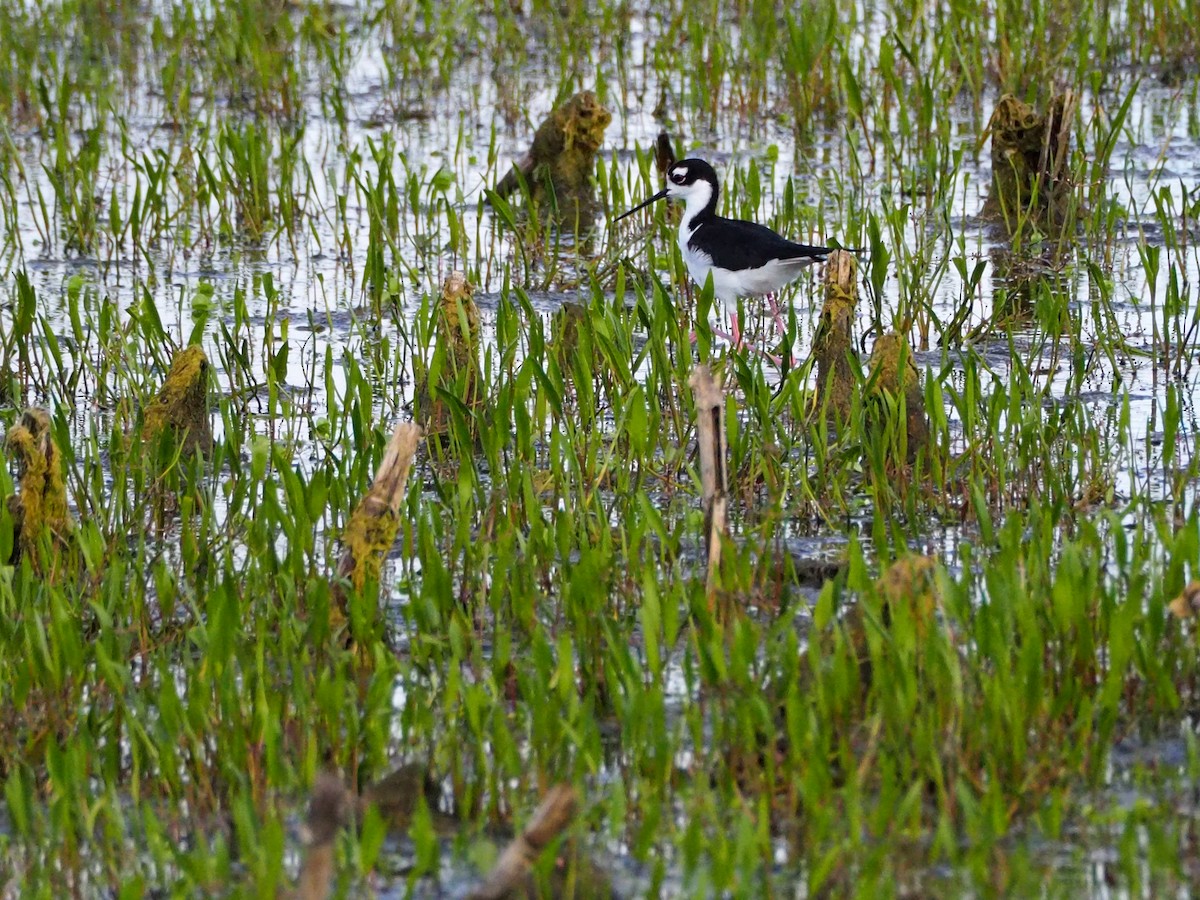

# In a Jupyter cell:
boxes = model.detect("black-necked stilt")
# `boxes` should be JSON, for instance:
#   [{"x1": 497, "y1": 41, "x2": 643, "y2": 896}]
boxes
[{"x1": 614, "y1": 158, "x2": 839, "y2": 348}]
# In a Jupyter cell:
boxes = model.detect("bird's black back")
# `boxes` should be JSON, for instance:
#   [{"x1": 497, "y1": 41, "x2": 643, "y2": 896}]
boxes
[{"x1": 689, "y1": 215, "x2": 833, "y2": 270}]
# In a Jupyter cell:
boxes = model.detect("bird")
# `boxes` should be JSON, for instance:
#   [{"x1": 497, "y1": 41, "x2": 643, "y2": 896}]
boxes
[{"x1": 614, "y1": 157, "x2": 841, "y2": 350}]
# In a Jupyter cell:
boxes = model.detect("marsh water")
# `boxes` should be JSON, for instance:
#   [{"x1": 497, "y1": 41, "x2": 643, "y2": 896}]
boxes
[{"x1": 7, "y1": 12, "x2": 1199, "y2": 480}]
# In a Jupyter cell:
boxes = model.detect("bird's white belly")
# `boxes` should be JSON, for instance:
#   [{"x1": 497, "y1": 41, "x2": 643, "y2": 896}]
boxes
[{"x1": 678, "y1": 229, "x2": 810, "y2": 304}]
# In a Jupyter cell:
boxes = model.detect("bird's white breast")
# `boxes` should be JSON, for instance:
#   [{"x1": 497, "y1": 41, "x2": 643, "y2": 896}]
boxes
[{"x1": 677, "y1": 222, "x2": 721, "y2": 297}]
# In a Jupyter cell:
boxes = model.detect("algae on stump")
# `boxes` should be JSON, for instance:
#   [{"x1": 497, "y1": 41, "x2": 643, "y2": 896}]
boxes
[
  {"x1": 414, "y1": 272, "x2": 482, "y2": 439},
  {"x1": 866, "y1": 331, "x2": 929, "y2": 460},
  {"x1": 984, "y1": 92, "x2": 1078, "y2": 234},
  {"x1": 495, "y1": 91, "x2": 612, "y2": 226},
  {"x1": 1169, "y1": 581, "x2": 1200, "y2": 621},
  {"x1": 549, "y1": 300, "x2": 588, "y2": 376},
  {"x1": 5, "y1": 408, "x2": 73, "y2": 567},
  {"x1": 360, "y1": 762, "x2": 447, "y2": 833},
  {"x1": 143, "y1": 345, "x2": 213, "y2": 457},
  {"x1": 874, "y1": 554, "x2": 941, "y2": 636},
  {"x1": 813, "y1": 250, "x2": 860, "y2": 423},
  {"x1": 845, "y1": 554, "x2": 945, "y2": 692}
]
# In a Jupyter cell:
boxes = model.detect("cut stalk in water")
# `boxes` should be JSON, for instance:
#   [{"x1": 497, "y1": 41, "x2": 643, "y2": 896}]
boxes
[
  {"x1": 332, "y1": 422, "x2": 422, "y2": 631},
  {"x1": 654, "y1": 130, "x2": 677, "y2": 175},
  {"x1": 465, "y1": 783, "x2": 577, "y2": 900},
  {"x1": 690, "y1": 364, "x2": 729, "y2": 597},
  {"x1": 295, "y1": 772, "x2": 352, "y2": 900}
]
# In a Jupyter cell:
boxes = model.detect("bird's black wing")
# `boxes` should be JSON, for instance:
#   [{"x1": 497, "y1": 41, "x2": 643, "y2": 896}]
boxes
[{"x1": 694, "y1": 217, "x2": 833, "y2": 270}]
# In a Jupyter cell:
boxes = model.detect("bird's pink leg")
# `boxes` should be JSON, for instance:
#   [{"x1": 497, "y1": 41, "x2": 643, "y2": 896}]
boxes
[
  {"x1": 696, "y1": 313, "x2": 789, "y2": 366},
  {"x1": 766, "y1": 292, "x2": 788, "y2": 339},
  {"x1": 706, "y1": 311, "x2": 744, "y2": 349}
]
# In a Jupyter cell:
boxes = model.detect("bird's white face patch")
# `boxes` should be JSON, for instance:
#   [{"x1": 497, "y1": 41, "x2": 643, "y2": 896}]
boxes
[{"x1": 669, "y1": 178, "x2": 714, "y2": 229}]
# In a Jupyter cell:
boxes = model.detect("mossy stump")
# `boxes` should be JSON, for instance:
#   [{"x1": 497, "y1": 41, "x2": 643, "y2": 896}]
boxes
[
  {"x1": 414, "y1": 272, "x2": 482, "y2": 441},
  {"x1": 984, "y1": 92, "x2": 1078, "y2": 235},
  {"x1": 813, "y1": 250, "x2": 860, "y2": 424},
  {"x1": 5, "y1": 408, "x2": 72, "y2": 568},
  {"x1": 359, "y1": 762, "x2": 446, "y2": 833},
  {"x1": 495, "y1": 91, "x2": 612, "y2": 226},
  {"x1": 874, "y1": 554, "x2": 941, "y2": 636},
  {"x1": 866, "y1": 331, "x2": 929, "y2": 461},
  {"x1": 846, "y1": 554, "x2": 945, "y2": 693},
  {"x1": 143, "y1": 345, "x2": 213, "y2": 457},
  {"x1": 550, "y1": 300, "x2": 588, "y2": 377},
  {"x1": 1169, "y1": 581, "x2": 1200, "y2": 621}
]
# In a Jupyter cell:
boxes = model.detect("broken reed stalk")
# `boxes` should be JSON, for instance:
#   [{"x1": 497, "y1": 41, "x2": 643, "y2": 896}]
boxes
[
  {"x1": 332, "y1": 421, "x2": 423, "y2": 625},
  {"x1": 689, "y1": 365, "x2": 729, "y2": 597},
  {"x1": 654, "y1": 130, "x2": 677, "y2": 176},
  {"x1": 295, "y1": 772, "x2": 352, "y2": 900},
  {"x1": 296, "y1": 427, "x2": 422, "y2": 893},
  {"x1": 465, "y1": 784, "x2": 578, "y2": 900}
]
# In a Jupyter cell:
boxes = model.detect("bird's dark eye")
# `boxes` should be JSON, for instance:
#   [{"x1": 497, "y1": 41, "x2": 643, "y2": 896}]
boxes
[{"x1": 670, "y1": 168, "x2": 687, "y2": 184}]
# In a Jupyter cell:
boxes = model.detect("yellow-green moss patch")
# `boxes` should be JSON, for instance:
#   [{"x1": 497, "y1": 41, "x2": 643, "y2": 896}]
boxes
[
  {"x1": 866, "y1": 331, "x2": 929, "y2": 460},
  {"x1": 5, "y1": 408, "x2": 72, "y2": 567},
  {"x1": 143, "y1": 345, "x2": 214, "y2": 457}
]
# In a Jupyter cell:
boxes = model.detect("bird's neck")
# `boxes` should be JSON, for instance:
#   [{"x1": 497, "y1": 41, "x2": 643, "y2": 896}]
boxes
[{"x1": 679, "y1": 180, "x2": 717, "y2": 235}]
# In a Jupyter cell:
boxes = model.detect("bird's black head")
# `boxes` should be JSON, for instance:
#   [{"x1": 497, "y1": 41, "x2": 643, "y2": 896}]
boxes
[
  {"x1": 666, "y1": 158, "x2": 719, "y2": 194},
  {"x1": 613, "y1": 157, "x2": 721, "y2": 223}
]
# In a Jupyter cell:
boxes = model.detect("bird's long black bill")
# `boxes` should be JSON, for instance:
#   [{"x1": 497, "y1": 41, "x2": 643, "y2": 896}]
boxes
[{"x1": 612, "y1": 188, "x2": 669, "y2": 223}]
